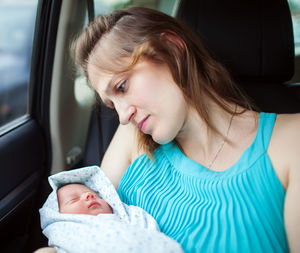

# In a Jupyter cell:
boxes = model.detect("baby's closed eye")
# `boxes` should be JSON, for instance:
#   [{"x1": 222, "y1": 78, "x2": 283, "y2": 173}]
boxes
[{"x1": 66, "y1": 197, "x2": 80, "y2": 204}]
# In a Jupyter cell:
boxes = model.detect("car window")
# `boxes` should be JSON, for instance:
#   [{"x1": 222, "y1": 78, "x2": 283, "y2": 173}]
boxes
[
  {"x1": 93, "y1": 0, "x2": 179, "y2": 16},
  {"x1": 288, "y1": 0, "x2": 300, "y2": 55},
  {"x1": 0, "y1": 0, "x2": 38, "y2": 127}
]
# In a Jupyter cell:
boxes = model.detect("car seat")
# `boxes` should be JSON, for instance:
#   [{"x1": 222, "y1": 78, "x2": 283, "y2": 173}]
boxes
[{"x1": 176, "y1": 0, "x2": 300, "y2": 113}]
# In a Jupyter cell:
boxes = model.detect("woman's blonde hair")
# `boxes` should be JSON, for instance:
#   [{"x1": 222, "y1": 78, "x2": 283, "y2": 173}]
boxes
[{"x1": 71, "y1": 7, "x2": 254, "y2": 156}]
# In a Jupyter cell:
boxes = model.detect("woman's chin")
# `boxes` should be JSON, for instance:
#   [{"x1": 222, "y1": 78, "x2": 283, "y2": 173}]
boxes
[{"x1": 151, "y1": 132, "x2": 174, "y2": 145}]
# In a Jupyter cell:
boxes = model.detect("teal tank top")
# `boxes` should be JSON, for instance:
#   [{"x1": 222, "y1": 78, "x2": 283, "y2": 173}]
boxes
[{"x1": 118, "y1": 112, "x2": 288, "y2": 253}]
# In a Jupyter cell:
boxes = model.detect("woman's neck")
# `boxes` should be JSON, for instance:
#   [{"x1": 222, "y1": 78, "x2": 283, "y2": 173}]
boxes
[{"x1": 175, "y1": 102, "x2": 258, "y2": 169}]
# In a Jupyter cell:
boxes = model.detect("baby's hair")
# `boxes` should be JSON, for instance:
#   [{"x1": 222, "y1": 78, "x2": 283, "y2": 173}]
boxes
[{"x1": 57, "y1": 182, "x2": 84, "y2": 190}]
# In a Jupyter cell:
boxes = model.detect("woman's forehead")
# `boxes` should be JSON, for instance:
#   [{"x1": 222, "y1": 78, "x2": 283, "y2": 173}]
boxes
[
  {"x1": 88, "y1": 53, "x2": 132, "y2": 76},
  {"x1": 87, "y1": 65, "x2": 114, "y2": 92},
  {"x1": 87, "y1": 56, "x2": 132, "y2": 91}
]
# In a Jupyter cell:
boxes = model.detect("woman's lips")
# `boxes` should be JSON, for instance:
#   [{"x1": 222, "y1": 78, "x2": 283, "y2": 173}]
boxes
[{"x1": 137, "y1": 115, "x2": 150, "y2": 132}]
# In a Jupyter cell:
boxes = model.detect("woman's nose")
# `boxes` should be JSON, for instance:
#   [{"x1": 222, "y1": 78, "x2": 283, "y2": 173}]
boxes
[{"x1": 115, "y1": 101, "x2": 136, "y2": 125}]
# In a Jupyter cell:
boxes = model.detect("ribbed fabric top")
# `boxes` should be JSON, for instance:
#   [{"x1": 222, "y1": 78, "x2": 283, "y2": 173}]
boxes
[{"x1": 118, "y1": 112, "x2": 288, "y2": 253}]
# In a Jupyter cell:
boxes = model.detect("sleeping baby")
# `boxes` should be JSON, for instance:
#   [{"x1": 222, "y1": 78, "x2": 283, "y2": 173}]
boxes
[
  {"x1": 57, "y1": 183, "x2": 113, "y2": 215},
  {"x1": 39, "y1": 166, "x2": 183, "y2": 253}
]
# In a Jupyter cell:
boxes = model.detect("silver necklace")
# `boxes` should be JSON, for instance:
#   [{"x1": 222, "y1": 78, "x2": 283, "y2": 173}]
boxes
[{"x1": 207, "y1": 105, "x2": 237, "y2": 170}]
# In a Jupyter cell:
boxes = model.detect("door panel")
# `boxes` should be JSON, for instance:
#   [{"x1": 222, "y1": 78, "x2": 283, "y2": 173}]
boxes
[
  {"x1": 0, "y1": 121, "x2": 45, "y2": 201},
  {"x1": 0, "y1": 121, "x2": 46, "y2": 252},
  {"x1": 0, "y1": 0, "x2": 62, "y2": 252}
]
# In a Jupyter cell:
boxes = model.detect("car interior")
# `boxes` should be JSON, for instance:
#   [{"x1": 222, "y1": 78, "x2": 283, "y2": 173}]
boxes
[{"x1": 0, "y1": 0, "x2": 299, "y2": 252}]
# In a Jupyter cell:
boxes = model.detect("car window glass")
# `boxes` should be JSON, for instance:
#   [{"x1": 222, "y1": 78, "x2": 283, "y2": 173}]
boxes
[
  {"x1": 288, "y1": 0, "x2": 300, "y2": 55},
  {"x1": 0, "y1": 0, "x2": 38, "y2": 127}
]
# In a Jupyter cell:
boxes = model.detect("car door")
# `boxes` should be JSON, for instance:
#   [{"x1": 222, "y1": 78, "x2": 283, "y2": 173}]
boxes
[{"x1": 0, "y1": 1, "x2": 62, "y2": 252}]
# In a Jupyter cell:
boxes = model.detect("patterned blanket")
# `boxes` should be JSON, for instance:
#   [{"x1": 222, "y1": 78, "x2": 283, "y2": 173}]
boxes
[{"x1": 39, "y1": 166, "x2": 183, "y2": 253}]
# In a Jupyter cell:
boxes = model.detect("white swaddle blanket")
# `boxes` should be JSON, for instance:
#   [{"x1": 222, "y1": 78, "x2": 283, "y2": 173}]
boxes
[{"x1": 39, "y1": 166, "x2": 183, "y2": 253}]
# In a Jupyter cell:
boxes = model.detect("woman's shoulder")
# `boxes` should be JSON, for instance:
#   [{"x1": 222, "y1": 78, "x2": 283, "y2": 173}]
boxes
[
  {"x1": 276, "y1": 113, "x2": 300, "y2": 160},
  {"x1": 268, "y1": 113, "x2": 300, "y2": 189},
  {"x1": 273, "y1": 113, "x2": 300, "y2": 141},
  {"x1": 276, "y1": 113, "x2": 300, "y2": 154}
]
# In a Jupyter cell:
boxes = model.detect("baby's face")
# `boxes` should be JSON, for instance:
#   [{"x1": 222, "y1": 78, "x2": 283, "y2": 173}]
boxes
[{"x1": 57, "y1": 184, "x2": 112, "y2": 215}]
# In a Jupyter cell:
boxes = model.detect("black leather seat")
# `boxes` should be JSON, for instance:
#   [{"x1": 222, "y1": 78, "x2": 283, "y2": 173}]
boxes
[{"x1": 176, "y1": 0, "x2": 300, "y2": 113}]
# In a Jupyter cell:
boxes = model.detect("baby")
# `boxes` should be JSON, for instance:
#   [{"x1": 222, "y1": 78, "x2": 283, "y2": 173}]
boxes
[
  {"x1": 57, "y1": 183, "x2": 113, "y2": 215},
  {"x1": 39, "y1": 166, "x2": 184, "y2": 253}
]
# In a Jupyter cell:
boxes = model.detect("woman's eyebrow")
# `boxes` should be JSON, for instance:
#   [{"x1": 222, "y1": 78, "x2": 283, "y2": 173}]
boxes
[{"x1": 104, "y1": 72, "x2": 128, "y2": 94}]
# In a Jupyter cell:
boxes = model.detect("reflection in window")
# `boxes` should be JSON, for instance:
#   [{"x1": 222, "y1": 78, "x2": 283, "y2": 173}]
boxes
[{"x1": 0, "y1": 0, "x2": 37, "y2": 126}]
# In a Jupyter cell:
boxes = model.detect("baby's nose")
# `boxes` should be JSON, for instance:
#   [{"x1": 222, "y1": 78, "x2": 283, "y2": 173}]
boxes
[{"x1": 84, "y1": 192, "x2": 95, "y2": 200}]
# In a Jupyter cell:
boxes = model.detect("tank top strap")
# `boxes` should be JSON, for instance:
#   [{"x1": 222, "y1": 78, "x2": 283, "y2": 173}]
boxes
[{"x1": 255, "y1": 112, "x2": 277, "y2": 151}]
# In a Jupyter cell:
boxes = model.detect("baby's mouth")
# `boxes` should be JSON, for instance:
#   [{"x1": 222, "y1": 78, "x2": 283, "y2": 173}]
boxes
[{"x1": 88, "y1": 201, "x2": 101, "y2": 208}]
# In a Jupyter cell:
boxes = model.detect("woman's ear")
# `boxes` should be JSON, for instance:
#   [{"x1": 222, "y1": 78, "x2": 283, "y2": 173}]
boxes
[{"x1": 160, "y1": 32, "x2": 185, "y2": 52}]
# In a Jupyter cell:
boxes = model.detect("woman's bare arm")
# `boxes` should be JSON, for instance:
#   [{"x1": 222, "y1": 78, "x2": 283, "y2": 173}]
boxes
[
  {"x1": 269, "y1": 113, "x2": 300, "y2": 252},
  {"x1": 100, "y1": 124, "x2": 137, "y2": 189},
  {"x1": 281, "y1": 114, "x2": 300, "y2": 253}
]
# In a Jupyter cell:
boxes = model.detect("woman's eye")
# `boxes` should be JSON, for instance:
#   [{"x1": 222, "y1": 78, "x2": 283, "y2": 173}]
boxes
[{"x1": 116, "y1": 80, "x2": 126, "y2": 92}]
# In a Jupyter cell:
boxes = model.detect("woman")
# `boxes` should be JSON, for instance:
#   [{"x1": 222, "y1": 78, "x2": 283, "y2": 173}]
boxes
[{"x1": 71, "y1": 7, "x2": 299, "y2": 253}]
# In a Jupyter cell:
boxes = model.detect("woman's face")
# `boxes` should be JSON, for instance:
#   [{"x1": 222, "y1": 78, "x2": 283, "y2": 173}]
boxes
[{"x1": 88, "y1": 60, "x2": 189, "y2": 145}]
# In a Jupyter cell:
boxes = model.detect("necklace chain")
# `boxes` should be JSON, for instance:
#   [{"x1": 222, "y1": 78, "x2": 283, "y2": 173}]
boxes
[{"x1": 207, "y1": 105, "x2": 237, "y2": 170}]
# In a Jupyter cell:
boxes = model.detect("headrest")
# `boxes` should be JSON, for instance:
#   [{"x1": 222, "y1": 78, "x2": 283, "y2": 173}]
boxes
[{"x1": 177, "y1": 0, "x2": 295, "y2": 83}]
